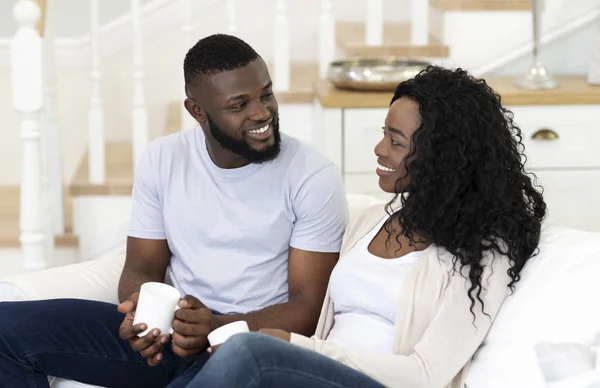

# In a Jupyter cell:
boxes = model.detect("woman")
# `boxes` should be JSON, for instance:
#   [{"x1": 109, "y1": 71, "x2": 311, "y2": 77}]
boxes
[{"x1": 185, "y1": 66, "x2": 546, "y2": 388}]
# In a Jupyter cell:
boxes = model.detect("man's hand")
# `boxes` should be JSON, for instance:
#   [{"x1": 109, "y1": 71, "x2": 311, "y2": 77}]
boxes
[
  {"x1": 259, "y1": 328, "x2": 291, "y2": 342},
  {"x1": 171, "y1": 295, "x2": 214, "y2": 358},
  {"x1": 117, "y1": 292, "x2": 170, "y2": 366}
]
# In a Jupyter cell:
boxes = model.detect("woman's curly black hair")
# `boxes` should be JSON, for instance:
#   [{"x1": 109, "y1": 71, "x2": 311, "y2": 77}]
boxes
[{"x1": 386, "y1": 65, "x2": 547, "y2": 317}]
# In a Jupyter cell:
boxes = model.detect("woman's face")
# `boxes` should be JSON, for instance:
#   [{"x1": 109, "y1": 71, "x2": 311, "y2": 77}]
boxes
[{"x1": 374, "y1": 97, "x2": 421, "y2": 193}]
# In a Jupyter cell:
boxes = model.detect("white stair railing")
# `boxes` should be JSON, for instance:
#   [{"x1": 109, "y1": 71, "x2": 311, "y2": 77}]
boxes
[
  {"x1": 88, "y1": 0, "x2": 105, "y2": 183},
  {"x1": 319, "y1": 0, "x2": 335, "y2": 78},
  {"x1": 42, "y1": 25, "x2": 64, "y2": 236},
  {"x1": 227, "y1": 0, "x2": 237, "y2": 35},
  {"x1": 273, "y1": 0, "x2": 290, "y2": 92},
  {"x1": 40, "y1": 25, "x2": 56, "y2": 263},
  {"x1": 410, "y1": 0, "x2": 429, "y2": 45},
  {"x1": 366, "y1": 0, "x2": 384, "y2": 46},
  {"x1": 11, "y1": 0, "x2": 48, "y2": 269},
  {"x1": 180, "y1": 0, "x2": 197, "y2": 131},
  {"x1": 131, "y1": 0, "x2": 149, "y2": 168}
]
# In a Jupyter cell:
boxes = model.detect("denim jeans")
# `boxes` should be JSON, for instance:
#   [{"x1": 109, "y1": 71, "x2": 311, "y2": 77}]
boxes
[
  {"x1": 0, "y1": 299, "x2": 211, "y2": 388},
  {"x1": 185, "y1": 332, "x2": 385, "y2": 388}
]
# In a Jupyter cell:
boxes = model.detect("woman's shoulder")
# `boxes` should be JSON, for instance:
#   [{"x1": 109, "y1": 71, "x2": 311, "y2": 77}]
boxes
[
  {"x1": 429, "y1": 245, "x2": 513, "y2": 291},
  {"x1": 349, "y1": 203, "x2": 387, "y2": 232},
  {"x1": 341, "y1": 204, "x2": 387, "y2": 255},
  {"x1": 353, "y1": 202, "x2": 387, "y2": 221}
]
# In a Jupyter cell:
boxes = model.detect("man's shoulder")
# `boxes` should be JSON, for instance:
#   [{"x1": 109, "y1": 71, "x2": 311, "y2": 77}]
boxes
[
  {"x1": 144, "y1": 129, "x2": 196, "y2": 161},
  {"x1": 279, "y1": 134, "x2": 337, "y2": 177}
]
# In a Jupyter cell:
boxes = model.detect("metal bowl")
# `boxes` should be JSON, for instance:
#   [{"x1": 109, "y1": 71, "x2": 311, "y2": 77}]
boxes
[{"x1": 327, "y1": 58, "x2": 430, "y2": 91}]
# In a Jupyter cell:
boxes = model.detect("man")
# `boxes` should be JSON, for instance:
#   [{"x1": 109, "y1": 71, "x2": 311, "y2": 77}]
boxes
[{"x1": 0, "y1": 34, "x2": 348, "y2": 388}]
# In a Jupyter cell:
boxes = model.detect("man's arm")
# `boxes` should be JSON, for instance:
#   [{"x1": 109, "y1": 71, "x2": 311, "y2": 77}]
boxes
[
  {"x1": 211, "y1": 247, "x2": 338, "y2": 335},
  {"x1": 116, "y1": 140, "x2": 174, "y2": 366},
  {"x1": 118, "y1": 237, "x2": 171, "y2": 302},
  {"x1": 118, "y1": 139, "x2": 169, "y2": 302},
  {"x1": 117, "y1": 237, "x2": 172, "y2": 366}
]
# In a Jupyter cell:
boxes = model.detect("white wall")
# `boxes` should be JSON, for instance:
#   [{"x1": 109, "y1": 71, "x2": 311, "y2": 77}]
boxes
[{"x1": 497, "y1": 21, "x2": 600, "y2": 76}]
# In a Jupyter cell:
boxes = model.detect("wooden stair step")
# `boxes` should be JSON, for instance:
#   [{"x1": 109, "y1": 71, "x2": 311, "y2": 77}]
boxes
[
  {"x1": 336, "y1": 22, "x2": 449, "y2": 59},
  {"x1": 0, "y1": 233, "x2": 79, "y2": 248},
  {"x1": 431, "y1": 0, "x2": 531, "y2": 11}
]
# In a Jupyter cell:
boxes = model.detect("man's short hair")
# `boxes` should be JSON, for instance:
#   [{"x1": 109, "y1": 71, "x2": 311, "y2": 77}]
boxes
[{"x1": 184, "y1": 34, "x2": 260, "y2": 92}]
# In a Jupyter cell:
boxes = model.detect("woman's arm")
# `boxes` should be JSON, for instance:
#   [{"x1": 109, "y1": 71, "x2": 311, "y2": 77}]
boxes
[{"x1": 290, "y1": 257, "x2": 511, "y2": 388}]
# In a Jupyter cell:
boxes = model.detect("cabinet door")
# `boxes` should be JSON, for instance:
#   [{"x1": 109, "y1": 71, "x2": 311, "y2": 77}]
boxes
[
  {"x1": 508, "y1": 105, "x2": 600, "y2": 170},
  {"x1": 533, "y1": 170, "x2": 600, "y2": 233},
  {"x1": 343, "y1": 109, "x2": 388, "y2": 174}
]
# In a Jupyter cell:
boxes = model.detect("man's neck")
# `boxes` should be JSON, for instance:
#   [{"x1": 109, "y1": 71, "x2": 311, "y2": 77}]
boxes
[{"x1": 204, "y1": 138, "x2": 250, "y2": 169}]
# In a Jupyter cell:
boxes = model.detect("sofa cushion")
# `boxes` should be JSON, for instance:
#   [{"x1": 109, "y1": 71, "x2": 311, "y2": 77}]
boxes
[{"x1": 467, "y1": 225, "x2": 600, "y2": 388}]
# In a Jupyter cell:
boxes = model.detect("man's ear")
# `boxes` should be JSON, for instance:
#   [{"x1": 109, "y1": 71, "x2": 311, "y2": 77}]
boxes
[{"x1": 184, "y1": 98, "x2": 207, "y2": 124}]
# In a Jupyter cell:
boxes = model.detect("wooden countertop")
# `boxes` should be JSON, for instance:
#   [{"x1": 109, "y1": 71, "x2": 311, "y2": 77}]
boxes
[{"x1": 315, "y1": 76, "x2": 600, "y2": 108}]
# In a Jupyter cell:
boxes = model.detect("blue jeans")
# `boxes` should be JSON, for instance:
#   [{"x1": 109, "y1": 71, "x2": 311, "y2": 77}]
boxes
[
  {"x1": 0, "y1": 299, "x2": 211, "y2": 388},
  {"x1": 185, "y1": 333, "x2": 385, "y2": 388}
]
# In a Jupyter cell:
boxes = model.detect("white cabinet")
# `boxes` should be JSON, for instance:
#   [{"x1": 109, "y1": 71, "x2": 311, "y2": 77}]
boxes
[
  {"x1": 510, "y1": 105, "x2": 600, "y2": 170},
  {"x1": 512, "y1": 105, "x2": 600, "y2": 232},
  {"x1": 343, "y1": 109, "x2": 388, "y2": 173},
  {"x1": 321, "y1": 104, "x2": 600, "y2": 232},
  {"x1": 532, "y1": 170, "x2": 600, "y2": 232}
]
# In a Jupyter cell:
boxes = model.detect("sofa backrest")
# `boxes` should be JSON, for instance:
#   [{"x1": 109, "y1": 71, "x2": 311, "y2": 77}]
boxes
[{"x1": 467, "y1": 224, "x2": 600, "y2": 388}]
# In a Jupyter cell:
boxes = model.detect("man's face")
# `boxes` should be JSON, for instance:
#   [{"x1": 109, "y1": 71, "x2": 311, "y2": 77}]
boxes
[{"x1": 187, "y1": 58, "x2": 281, "y2": 163}]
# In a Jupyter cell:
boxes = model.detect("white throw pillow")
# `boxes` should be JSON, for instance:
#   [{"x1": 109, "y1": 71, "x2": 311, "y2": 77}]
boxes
[{"x1": 466, "y1": 225, "x2": 600, "y2": 388}]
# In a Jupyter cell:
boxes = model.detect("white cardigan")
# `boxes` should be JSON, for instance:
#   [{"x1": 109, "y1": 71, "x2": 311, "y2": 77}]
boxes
[{"x1": 290, "y1": 204, "x2": 513, "y2": 388}]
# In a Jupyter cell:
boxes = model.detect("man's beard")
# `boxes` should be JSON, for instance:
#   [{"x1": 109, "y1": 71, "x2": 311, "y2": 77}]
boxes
[{"x1": 207, "y1": 113, "x2": 281, "y2": 164}]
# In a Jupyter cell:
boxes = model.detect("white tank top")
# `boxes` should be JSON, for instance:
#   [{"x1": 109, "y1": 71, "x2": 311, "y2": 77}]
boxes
[{"x1": 326, "y1": 216, "x2": 423, "y2": 353}]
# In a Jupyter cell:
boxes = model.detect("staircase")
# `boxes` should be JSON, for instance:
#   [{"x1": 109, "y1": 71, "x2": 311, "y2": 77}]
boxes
[
  {"x1": 432, "y1": 0, "x2": 530, "y2": 10},
  {"x1": 335, "y1": 22, "x2": 449, "y2": 58},
  {"x1": 4, "y1": 0, "x2": 598, "y2": 272}
]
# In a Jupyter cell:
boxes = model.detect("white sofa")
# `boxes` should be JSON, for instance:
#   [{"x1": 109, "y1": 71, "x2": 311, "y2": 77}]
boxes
[{"x1": 1, "y1": 194, "x2": 599, "y2": 388}]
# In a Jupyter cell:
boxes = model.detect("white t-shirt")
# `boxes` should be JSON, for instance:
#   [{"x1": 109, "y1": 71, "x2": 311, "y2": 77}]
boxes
[
  {"x1": 326, "y1": 216, "x2": 423, "y2": 353},
  {"x1": 127, "y1": 128, "x2": 348, "y2": 314}
]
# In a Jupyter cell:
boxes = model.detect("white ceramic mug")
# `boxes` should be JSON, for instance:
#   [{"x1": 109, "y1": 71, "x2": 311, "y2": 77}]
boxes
[
  {"x1": 207, "y1": 321, "x2": 250, "y2": 347},
  {"x1": 133, "y1": 282, "x2": 181, "y2": 337}
]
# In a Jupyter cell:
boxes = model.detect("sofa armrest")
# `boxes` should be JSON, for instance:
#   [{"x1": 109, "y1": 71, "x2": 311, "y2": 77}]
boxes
[{"x1": 0, "y1": 253, "x2": 125, "y2": 304}]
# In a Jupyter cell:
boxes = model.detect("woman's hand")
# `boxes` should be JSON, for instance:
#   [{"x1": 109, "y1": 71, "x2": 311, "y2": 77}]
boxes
[
  {"x1": 207, "y1": 328, "x2": 292, "y2": 355},
  {"x1": 259, "y1": 328, "x2": 291, "y2": 342}
]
